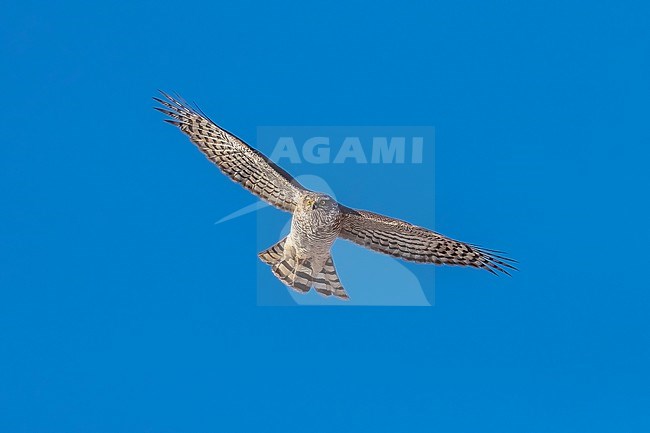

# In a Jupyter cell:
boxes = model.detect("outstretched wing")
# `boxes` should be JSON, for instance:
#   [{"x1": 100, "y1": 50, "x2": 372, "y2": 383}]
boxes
[
  {"x1": 154, "y1": 91, "x2": 307, "y2": 212},
  {"x1": 338, "y1": 206, "x2": 515, "y2": 275}
]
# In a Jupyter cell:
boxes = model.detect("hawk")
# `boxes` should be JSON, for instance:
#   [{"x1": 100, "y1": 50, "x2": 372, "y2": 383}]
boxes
[{"x1": 154, "y1": 91, "x2": 515, "y2": 300}]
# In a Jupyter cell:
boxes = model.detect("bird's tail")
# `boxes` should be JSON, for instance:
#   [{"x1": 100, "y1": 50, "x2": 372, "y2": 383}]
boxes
[{"x1": 258, "y1": 238, "x2": 349, "y2": 300}]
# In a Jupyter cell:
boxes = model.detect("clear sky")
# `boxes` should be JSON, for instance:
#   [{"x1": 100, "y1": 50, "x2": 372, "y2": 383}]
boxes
[{"x1": 1, "y1": 1, "x2": 649, "y2": 432}]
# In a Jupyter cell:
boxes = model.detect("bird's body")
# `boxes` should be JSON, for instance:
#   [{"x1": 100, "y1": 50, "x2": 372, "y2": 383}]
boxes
[
  {"x1": 260, "y1": 193, "x2": 348, "y2": 298},
  {"x1": 291, "y1": 193, "x2": 341, "y2": 259},
  {"x1": 154, "y1": 91, "x2": 515, "y2": 300}
]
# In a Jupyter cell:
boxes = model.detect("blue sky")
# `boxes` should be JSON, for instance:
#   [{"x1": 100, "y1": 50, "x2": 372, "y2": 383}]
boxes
[{"x1": 1, "y1": 0, "x2": 649, "y2": 432}]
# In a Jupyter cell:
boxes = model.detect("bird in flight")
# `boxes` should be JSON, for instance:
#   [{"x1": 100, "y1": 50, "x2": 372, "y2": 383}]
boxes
[{"x1": 154, "y1": 91, "x2": 515, "y2": 300}]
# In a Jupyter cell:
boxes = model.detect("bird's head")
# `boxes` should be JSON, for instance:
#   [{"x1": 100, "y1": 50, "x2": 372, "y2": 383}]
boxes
[{"x1": 301, "y1": 193, "x2": 337, "y2": 212}]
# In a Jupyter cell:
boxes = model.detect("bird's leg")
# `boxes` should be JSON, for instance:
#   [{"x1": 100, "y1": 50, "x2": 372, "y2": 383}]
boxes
[{"x1": 292, "y1": 257, "x2": 304, "y2": 284}]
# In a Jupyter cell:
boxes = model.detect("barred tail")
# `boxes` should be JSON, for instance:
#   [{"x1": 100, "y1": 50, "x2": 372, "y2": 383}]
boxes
[
  {"x1": 258, "y1": 238, "x2": 349, "y2": 300},
  {"x1": 258, "y1": 237, "x2": 287, "y2": 265},
  {"x1": 311, "y1": 257, "x2": 349, "y2": 300}
]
